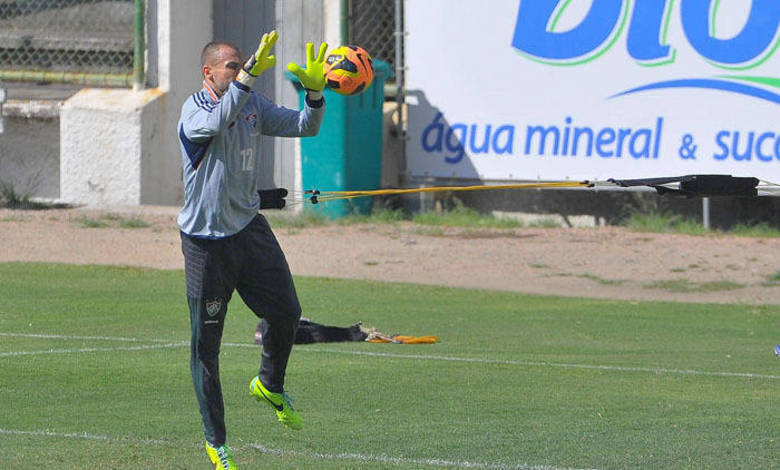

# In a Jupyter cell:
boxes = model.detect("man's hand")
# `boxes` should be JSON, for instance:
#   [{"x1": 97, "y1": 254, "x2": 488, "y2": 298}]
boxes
[
  {"x1": 238, "y1": 31, "x2": 279, "y2": 85},
  {"x1": 287, "y1": 42, "x2": 328, "y2": 92}
]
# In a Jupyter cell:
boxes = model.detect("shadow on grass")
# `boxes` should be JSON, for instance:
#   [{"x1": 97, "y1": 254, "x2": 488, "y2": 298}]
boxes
[{"x1": 0, "y1": 199, "x2": 71, "y2": 210}]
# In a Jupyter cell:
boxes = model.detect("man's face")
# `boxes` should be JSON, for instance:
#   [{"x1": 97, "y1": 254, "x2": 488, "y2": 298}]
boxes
[{"x1": 203, "y1": 46, "x2": 242, "y2": 96}]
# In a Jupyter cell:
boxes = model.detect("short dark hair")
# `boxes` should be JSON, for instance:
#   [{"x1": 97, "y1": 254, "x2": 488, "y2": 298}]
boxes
[{"x1": 201, "y1": 41, "x2": 241, "y2": 67}]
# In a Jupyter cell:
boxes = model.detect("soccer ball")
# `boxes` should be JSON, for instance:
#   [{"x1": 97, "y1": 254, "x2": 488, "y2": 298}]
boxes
[{"x1": 323, "y1": 45, "x2": 374, "y2": 95}]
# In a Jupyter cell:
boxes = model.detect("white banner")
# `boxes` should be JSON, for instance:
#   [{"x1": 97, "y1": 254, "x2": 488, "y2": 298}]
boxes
[{"x1": 405, "y1": 0, "x2": 779, "y2": 182}]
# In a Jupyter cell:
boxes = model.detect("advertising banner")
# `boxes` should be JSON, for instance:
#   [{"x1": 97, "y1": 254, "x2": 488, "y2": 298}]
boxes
[{"x1": 405, "y1": 0, "x2": 779, "y2": 182}]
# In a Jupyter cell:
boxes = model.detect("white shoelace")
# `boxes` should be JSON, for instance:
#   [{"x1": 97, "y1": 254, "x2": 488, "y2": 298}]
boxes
[{"x1": 217, "y1": 446, "x2": 231, "y2": 468}]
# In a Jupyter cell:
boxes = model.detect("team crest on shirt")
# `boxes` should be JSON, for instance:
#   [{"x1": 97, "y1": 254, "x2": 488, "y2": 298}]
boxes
[
  {"x1": 244, "y1": 113, "x2": 258, "y2": 128},
  {"x1": 205, "y1": 298, "x2": 222, "y2": 317}
]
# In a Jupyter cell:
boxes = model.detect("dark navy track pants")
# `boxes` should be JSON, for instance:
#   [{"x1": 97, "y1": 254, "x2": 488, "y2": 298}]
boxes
[{"x1": 181, "y1": 214, "x2": 301, "y2": 446}]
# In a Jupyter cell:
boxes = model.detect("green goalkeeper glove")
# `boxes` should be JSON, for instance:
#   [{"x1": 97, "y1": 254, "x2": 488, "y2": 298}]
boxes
[
  {"x1": 237, "y1": 30, "x2": 278, "y2": 86},
  {"x1": 287, "y1": 42, "x2": 328, "y2": 92}
]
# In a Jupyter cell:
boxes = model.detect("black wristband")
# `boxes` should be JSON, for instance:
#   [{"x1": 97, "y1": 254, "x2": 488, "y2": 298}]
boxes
[{"x1": 258, "y1": 188, "x2": 288, "y2": 210}]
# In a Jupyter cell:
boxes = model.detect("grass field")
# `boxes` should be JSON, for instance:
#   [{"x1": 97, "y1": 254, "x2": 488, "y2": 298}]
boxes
[{"x1": 0, "y1": 263, "x2": 777, "y2": 469}]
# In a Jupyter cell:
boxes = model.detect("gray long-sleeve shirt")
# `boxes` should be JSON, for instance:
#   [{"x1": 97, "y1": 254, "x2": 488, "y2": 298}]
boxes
[{"x1": 177, "y1": 79, "x2": 324, "y2": 238}]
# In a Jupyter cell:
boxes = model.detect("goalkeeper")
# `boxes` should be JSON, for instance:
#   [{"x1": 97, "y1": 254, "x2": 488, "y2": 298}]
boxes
[{"x1": 177, "y1": 31, "x2": 327, "y2": 470}]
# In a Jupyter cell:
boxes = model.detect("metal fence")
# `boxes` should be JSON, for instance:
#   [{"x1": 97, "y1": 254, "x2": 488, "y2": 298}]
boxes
[
  {"x1": 348, "y1": 0, "x2": 399, "y2": 83},
  {"x1": 0, "y1": 0, "x2": 137, "y2": 86},
  {"x1": 348, "y1": 0, "x2": 406, "y2": 183}
]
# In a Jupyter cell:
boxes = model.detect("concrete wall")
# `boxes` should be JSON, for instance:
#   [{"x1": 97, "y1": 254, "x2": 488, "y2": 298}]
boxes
[
  {"x1": 56, "y1": 0, "x2": 331, "y2": 207},
  {"x1": 60, "y1": 88, "x2": 166, "y2": 205},
  {"x1": 0, "y1": 114, "x2": 59, "y2": 200},
  {"x1": 0, "y1": 88, "x2": 67, "y2": 200},
  {"x1": 3, "y1": 1, "x2": 391, "y2": 210},
  {"x1": 213, "y1": 0, "x2": 277, "y2": 191},
  {"x1": 273, "y1": 0, "x2": 326, "y2": 199},
  {"x1": 59, "y1": 0, "x2": 210, "y2": 207}
]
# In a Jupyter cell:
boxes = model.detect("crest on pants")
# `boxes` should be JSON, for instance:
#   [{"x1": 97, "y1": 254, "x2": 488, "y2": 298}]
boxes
[{"x1": 205, "y1": 298, "x2": 222, "y2": 317}]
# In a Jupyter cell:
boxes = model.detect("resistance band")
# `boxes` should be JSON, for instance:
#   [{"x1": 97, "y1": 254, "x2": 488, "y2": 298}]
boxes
[
  {"x1": 296, "y1": 181, "x2": 592, "y2": 205},
  {"x1": 259, "y1": 176, "x2": 779, "y2": 209}
]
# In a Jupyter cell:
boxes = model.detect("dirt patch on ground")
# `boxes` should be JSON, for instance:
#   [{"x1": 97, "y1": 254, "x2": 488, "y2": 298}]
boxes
[{"x1": 1, "y1": 206, "x2": 778, "y2": 305}]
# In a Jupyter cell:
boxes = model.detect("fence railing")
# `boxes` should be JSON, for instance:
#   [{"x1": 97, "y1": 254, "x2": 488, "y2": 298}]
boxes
[
  {"x1": 0, "y1": 0, "x2": 142, "y2": 87},
  {"x1": 348, "y1": 0, "x2": 398, "y2": 84}
]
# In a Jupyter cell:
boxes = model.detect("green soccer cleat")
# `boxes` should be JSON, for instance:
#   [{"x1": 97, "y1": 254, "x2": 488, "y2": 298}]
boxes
[
  {"x1": 249, "y1": 376, "x2": 303, "y2": 430},
  {"x1": 205, "y1": 442, "x2": 237, "y2": 470}
]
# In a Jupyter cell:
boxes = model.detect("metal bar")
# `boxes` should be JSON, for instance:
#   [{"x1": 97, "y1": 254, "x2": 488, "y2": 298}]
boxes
[
  {"x1": 0, "y1": 70, "x2": 132, "y2": 87},
  {"x1": 395, "y1": 0, "x2": 406, "y2": 185},
  {"x1": 133, "y1": 0, "x2": 145, "y2": 91},
  {"x1": 0, "y1": 32, "x2": 132, "y2": 51},
  {"x1": 702, "y1": 197, "x2": 711, "y2": 230},
  {"x1": 341, "y1": 0, "x2": 349, "y2": 44}
]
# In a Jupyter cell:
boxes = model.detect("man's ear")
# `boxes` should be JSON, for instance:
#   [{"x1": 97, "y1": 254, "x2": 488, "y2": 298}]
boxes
[{"x1": 202, "y1": 64, "x2": 212, "y2": 81}]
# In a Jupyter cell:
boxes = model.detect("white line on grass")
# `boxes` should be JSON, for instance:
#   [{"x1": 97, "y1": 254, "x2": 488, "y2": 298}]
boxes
[
  {"x1": 0, "y1": 342, "x2": 186, "y2": 357},
  {"x1": 1, "y1": 332, "x2": 777, "y2": 380},
  {"x1": 0, "y1": 428, "x2": 165, "y2": 445},
  {"x1": 249, "y1": 344, "x2": 780, "y2": 380},
  {"x1": 0, "y1": 428, "x2": 594, "y2": 470},
  {"x1": 0, "y1": 332, "x2": 173, "y2": 343},
  {"x1": 246, "y1": 442, "x2": 596, "y2": 470}
]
